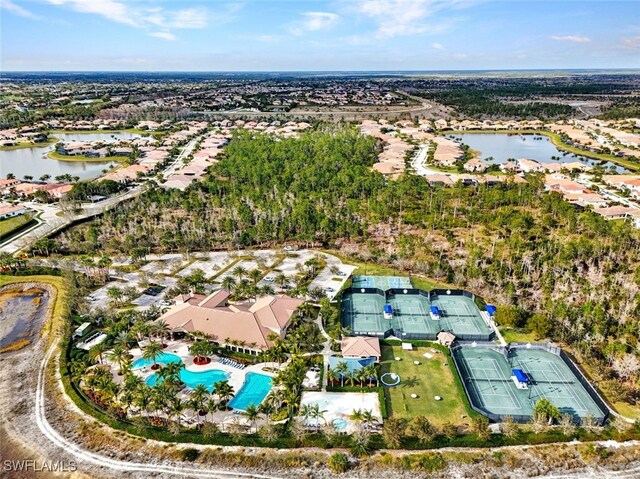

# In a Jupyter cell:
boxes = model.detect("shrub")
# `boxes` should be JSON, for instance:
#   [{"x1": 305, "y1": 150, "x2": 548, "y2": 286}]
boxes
[
  {"x1": 328, "y1": 452, "x2": 349, "y2": 473},
  {"x1": 181, "y1": 448, "x2": 200, "y2": 462}
]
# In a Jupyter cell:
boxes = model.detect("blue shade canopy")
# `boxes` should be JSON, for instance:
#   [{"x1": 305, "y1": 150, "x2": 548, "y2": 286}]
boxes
[{"x1": 512, "y1": 369, "x2": 528, "y2": 383}]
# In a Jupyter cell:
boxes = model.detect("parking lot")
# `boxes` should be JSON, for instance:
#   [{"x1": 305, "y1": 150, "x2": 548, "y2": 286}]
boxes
[{"x1": 86, "y1": 249, "x2": 355, "y2": 310}]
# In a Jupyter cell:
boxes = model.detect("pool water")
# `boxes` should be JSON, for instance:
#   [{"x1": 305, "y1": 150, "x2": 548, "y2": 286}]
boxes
[
  {"x1": 228, "y1": 372, "x2": 273, "y2": 411},
  {"x1": 332, "y1": 418, "x2": 348, "y2": 431},
  {"x1": 146, "y1": 368, "x2": 229, "y2": 392},
  {"x1": 132, "y1": 352, "x2": 181, "y2": 369}
]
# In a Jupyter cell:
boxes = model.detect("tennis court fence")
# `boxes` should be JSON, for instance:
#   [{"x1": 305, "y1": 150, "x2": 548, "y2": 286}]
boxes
[{"x1": 450, "y1": 341, "x2": 610, "y2": 425}]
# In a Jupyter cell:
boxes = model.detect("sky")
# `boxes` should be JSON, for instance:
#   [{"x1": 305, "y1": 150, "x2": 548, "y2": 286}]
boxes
[{"x1": 1, "y1": 0, "x2": 639, "y2": 71}]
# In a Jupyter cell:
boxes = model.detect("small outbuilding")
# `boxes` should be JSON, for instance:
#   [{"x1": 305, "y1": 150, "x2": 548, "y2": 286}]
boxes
[
  {"x1": 341, "y1": 336, "x2": 382, "y2": 361},
  {"x1": 437, "y1": 331, "x2": 456, "y2": 347}
]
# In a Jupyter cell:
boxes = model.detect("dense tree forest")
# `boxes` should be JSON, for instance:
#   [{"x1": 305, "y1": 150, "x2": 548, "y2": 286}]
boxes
[
  {"x1": 423, "y1": 89, "x2": 576, "y2": 119},
  {"x1": 56, "y1": 127, "x2": 640, "y2": 409}
]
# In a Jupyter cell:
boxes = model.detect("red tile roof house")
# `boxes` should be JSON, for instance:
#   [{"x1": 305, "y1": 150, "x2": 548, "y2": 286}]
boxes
[
  {"x1": 341, "y1": 336, "x2": 381, "y2": 361},
  {"x1": 158, "y1": 290, "x2": 304, "y2": 355}
]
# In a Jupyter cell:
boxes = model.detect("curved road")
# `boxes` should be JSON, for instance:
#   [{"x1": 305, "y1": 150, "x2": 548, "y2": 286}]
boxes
[
  {"x1": 30, "y1": 339, "x2": 640, "y2": 478},
  {"x1": 35, "y1": 341, "x2": 284, "y2": 479}
]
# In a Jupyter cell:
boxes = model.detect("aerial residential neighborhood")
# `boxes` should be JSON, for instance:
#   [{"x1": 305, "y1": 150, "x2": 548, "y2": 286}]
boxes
[{"x1": 1, "y1": 1, "x2": 640, "y2": 479}]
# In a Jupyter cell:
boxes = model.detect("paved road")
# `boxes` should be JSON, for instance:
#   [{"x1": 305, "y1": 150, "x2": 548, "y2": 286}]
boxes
[{"x1": 0, "y1": 135, "x2": 203, "y2": 255}]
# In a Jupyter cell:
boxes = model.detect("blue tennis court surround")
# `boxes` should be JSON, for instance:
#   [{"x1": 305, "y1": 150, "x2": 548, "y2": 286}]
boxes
[{"x1": 228, "y1": 372, "x2": 273, "y2": 411}]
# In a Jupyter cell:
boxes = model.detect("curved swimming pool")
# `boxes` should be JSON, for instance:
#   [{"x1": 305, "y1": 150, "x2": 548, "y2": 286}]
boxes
[
  {"x1": 132, "y1": 352, "x2": 181, "y2": 369},
  {"x1": 228, "y1": 372, "x2": 273, "y2": 411},
  {"x1": 146, "y1": 368, "x2": 229, "y2": 392}
]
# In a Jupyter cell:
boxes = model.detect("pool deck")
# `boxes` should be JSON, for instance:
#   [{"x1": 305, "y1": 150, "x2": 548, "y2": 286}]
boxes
[{"x1": 299, "y1": 391, "x2": 382, "y2": 434}]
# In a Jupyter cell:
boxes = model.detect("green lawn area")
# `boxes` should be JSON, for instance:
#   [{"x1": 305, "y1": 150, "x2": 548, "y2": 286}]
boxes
[
  {"x1": 612, "y1": 401, "x2": 640, "y2": 421},
  {"x1": 48, "y1": 150, "x2": 128, "y2": 163},
  {"x1": 499, "y1": 327, "x2": 538, "y2": 343},
  {"x1": 380, "y1": 344, "x2": 468, "y2": 425},
  {"x1": 0, "y1": 214, "x2": 35, "y2": 239}
]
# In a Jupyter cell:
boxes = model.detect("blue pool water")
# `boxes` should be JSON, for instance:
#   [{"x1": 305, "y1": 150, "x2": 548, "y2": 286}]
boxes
[
  {"x1": 332, "y1": 418, "x2": 348, "y2": 431},
  {"x1": 228, "y1": 372, "x2": 273, "y2": 411},
  {"x1": 132, "y1": 352, "x2": 181, "y2": 369},
  {"x1": 146, "y1": 368, "x2": 229, "y2": 392}
]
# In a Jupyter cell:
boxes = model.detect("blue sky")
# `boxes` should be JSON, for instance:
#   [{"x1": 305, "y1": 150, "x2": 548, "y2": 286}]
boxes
[{"x1": 1, "y1": 0, "x2": 639, "y2": 71}]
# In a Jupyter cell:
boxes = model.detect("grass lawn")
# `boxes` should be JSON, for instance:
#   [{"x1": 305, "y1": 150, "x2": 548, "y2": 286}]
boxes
[
  {"x1": 380, "y1": 344, "x2": 467, "y2": 425},
  {"x1": 0, "y1": 137, "x2": 58, "y2": 151},
  {"x1": 48, "y1": 150, "x2": 128, "y2": 163},
  {"x1": 612, "y1": 401, "x2": 640, "y2": 421},
  {"x1": 500, "y1": 327, "x2": 538, "y2": 344},
  {"x1": 0, "y1": 214, "x2": 35, "y2": 239}
]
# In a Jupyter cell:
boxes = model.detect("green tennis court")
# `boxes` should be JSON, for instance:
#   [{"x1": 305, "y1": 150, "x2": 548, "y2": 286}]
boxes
[
  {"x1": 452, "y1": 345, "x2": 607, "y2": 423},
  {"x1": 431, "y1": 294, "x2": 492, "y2": 337}
]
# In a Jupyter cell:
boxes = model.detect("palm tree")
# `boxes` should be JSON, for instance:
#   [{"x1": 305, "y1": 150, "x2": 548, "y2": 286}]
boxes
[
  {"x1": 189, "y1": 339, "x2": 214, "y2": 363},
  {"x1": 362, "y1": 409, "x2": 377, "y2": 430},
  {"x1": 363, "y1": 364, "x2": 378, "y2": 388},
  {"x1": 205, "y1": 397, "x2": 218, "y2": 423},
  {"x1": 350, "y1": 408, "x2": 365, "y2": 431},
  {"x1": 275, "y1": 273, "x2": 288, "y2": 290},
  {"x1": 214, "y1": 380, "x2": 235, "y2": 408},
  {"x1": 169, "y1": 398, "x2": 185, "y2": 429},
  {"x1": 142, "y1": 341, "x2": 164, "y2": 369},
  {"x1": 153, "y1": 320, "x2": 171, "y2": 343},
  {"x1": 327, "y1": 367, "x2": 337, "y2": 387},
  {"x1": 260, "y1": 284, "x2": 276, "y2": 296},
  {"x1": 134, "y1": 386, "x2": 153, "y2": 418},
  {"x1": 248, "y1": 269, "x2": 262, "y2": 286},
  {"x1": 107, "y1": 345, "x2": 129, "y2": 374},
  {"x1": 114, "y1": 331, "x2": 132, "y2": 349},
  {"x1": 346, "y1": 371, "x2": 356, "y2": 387},
  {"x1": 300, "y1": 403, "x2": 313, "y2": 427},
  {"x1": 231, "y1": 265, "x2": 247, "y2": 280},
  {"x1": 88, "y1": 341, "x2": 108, "y2": 365},
  {"x1": 335, "y1": 361, "x2": 349, "y2": 387},
  {"x1": 106, "y1": 286, "x2": 125, "y2": 307},
  {"x1": 220, "y1": 276, "x2": 237, "y2": 292},
  {"x1": 158, "y1": 361, "x2": 183, "y2": 389},
  {"x1": 243, "y1": 404, "x2": 260, "y2": 433},
  {"x1": 189, "y1": 384, "x2": 210, "y2": 422},
  {"x1": 258, "y1": 401, "x2": 274, "y2": 421}
]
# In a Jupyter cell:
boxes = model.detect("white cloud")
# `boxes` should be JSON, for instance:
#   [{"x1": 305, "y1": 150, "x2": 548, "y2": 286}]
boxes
[
  {"x1": 622, "y1": 36, "x2": 640, "y2": 50},
  {"x1": 352, "y1": 0, "x2": 472, "y2": 41},
  {"x1": 172, "y1": 8, "x2": 208, "y2": 29},
  {"x1": 290, "y1": 11, "x2": 340, "y2": 35},
  {"x1": 551, "y1": 35, "x2": 591, "y2": 43},
  {"x1": 1, "y1": 0, "x2": 40, "y2": 19},
  {"x1": 150, "y1": 31, "x2": 178, "y2": 42},
  {"x1": 47, "y1": 0, "x2": 139, "y2": 27},
  {"x1": 46, "y1": 0, "x2": 212, "y2": 35},
  {"x1": 432, "y1": 42, "x2": 445, "y2": 50}
]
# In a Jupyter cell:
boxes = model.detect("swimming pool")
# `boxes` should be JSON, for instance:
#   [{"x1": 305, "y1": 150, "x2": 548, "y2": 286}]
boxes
[
  {"x1": 332, "y1": 418, "x2": 348, "y2": 432},
  {"x1": 146, "y1": 367, "x2": 229, "y2": 392},
  {"x1": 132, "y1": 352, "x2": 181, "y2": 369},
  {"x1": 228, "y1": 372, "x2": 273, "y2": 411}
]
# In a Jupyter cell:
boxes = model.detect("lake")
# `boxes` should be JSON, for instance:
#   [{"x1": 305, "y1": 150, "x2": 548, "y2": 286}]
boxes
[
  {"x1": 448, "y1": 133, "x2": 628, "y2": 173},
  {"x1": 0, "y1": 131, "x2": 140, "y2": 181}
]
